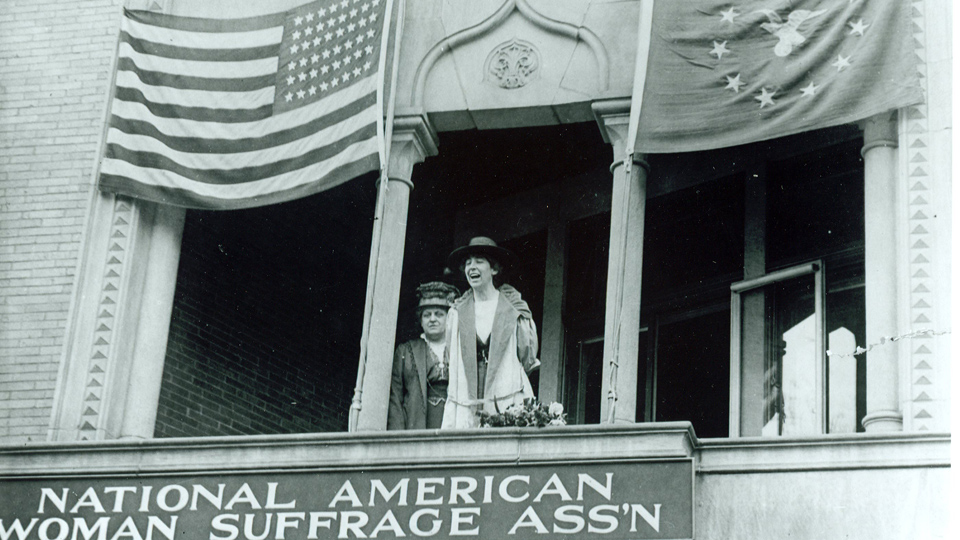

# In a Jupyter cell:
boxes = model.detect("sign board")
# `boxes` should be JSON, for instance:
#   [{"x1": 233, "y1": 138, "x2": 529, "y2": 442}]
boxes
[{"x1": 0, "y1": 460, "x2": 693, "y2": 540}]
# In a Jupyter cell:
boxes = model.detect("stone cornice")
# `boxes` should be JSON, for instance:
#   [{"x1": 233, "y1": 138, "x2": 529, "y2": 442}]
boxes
[
  {"x1": 1, "y1": 425, "x2": 949, "y2": 479},
  {"x1": 0, "y1": 423, "x2": 695, "y2": 477}
]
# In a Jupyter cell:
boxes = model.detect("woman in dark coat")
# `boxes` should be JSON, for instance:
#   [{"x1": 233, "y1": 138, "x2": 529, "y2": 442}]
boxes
[{"x1": 387, "y1": 281, "x2": 458, "y2": 430}]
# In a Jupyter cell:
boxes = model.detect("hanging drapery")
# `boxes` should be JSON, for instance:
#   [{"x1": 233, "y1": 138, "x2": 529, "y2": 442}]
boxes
[
  {"x1": 635, "y1": 0, "x2": 922, "y2": 153},
  {"x1": 98, "y1": 0, "x2": 394, "y2": 210}
]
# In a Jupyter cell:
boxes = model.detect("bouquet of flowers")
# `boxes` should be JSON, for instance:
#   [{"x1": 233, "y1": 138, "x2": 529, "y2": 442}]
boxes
[{"x1": 477, "y1": 398, "x2": 566, "y2": 428}]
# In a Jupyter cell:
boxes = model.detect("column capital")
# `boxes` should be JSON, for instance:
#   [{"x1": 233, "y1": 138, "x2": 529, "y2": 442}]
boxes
[
  {"x1": 387, "y1": 114, "x2": 439, "y2": 186},
  {"x1": 592, "y1": 99, "x2": 632, "y2": 154},
  {"x1": 859, "y1": 110, "x2": 899, "y2": 155}
]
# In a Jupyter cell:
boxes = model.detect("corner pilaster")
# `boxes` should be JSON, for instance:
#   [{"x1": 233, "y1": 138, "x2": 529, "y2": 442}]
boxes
[{"x1": 50, "y1": 193, "x2": 185, "y2": 441}]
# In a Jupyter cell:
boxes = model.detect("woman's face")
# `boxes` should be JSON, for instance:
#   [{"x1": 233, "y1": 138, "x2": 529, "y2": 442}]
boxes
[
  {"x1": 463, "y1": 255, "x2": 498, "y2": 290},
  {"x1": 420, "y1": 307, "x2": 448, "y2": 340}
]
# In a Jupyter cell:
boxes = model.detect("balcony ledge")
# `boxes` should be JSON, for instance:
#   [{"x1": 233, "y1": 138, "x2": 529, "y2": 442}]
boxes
[{"x1": 0, "y1": 423, "x2": 948, "y2": 478}]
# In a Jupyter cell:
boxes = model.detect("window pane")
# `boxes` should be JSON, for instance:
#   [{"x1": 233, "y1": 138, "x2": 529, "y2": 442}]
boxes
[
  {"x1": 773, "y1": 276, "x2": 818, "y2": 436},
  {"x1": 740, "y1": 274, "x2": 820, "y2": 437}
]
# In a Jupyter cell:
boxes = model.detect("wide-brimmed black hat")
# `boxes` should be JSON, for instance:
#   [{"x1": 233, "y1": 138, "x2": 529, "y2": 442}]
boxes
[{"x1": 446, "y1": 236, "x2": 515, "y2": 272}]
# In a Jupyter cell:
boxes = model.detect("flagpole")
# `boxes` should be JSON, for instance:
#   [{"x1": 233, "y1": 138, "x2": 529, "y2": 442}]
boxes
[
  {"x1": 606, "y1": 0, "x2": 654, "y2": 424},
  {"x1": 349, "y1": 0, "x2": 405, "y2": 432}
]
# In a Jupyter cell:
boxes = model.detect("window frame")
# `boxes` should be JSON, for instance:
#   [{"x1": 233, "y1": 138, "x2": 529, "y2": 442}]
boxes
[{"x1": 728, "y1": 260, "x2": 826, "y2": 437}]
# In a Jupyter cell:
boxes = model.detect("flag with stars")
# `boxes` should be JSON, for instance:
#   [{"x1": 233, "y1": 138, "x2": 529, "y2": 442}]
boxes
[
  {"x1": 99, "y1": 0, "x2": 392, "y2": 209},
  {"x1": 635, "y1": 0, "x2": 922, "y2": 153}
]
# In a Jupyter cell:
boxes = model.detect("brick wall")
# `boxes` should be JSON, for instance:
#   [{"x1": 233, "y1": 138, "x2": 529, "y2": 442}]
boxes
[
  {"x1": 0, "y1": 0, "x2": 124, "y2": 442},
  {"x1": 154, "y1": 209, "x2": 363, "y2": 437}
]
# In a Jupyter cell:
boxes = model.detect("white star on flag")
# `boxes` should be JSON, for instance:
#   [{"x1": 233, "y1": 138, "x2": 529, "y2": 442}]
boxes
[
  {"x1": 725, "y1": 73, "x2": 745, "y2": 93},
  {"x1": 719, "y1": 8, "x2": 739, "y2": 23},
  {"x1": 710, "y1": 41, "x2": 730, "y2": 60},
  {"x1": 848, "y1": 19, "x2": 869, "y2": 36},
  {"x1": 800, "y1": 82, "x2": 819, "y2": 96},
  {"x1": 832, "y1": 54, "x2": 851, "y2": 71},
  {"x1": 755, "y1": 88, "x2": 776, "y2": 108}
]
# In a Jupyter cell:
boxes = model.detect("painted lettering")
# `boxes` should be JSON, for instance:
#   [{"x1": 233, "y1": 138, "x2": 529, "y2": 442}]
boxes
[
  {"x1": 577, "y1": 474, "x2": 613, "y2": 501},
  {"x1": 586, "y1": 505, "x2": 618, "y2": 534},
  {"x1": 415, "y1": 479, "x2": 444, "y2": 506},
  {"x1": 628, "y1": 503, "x2": 661, "y2": 533},
  {"x1": 448, "y1": 508, "x2": 480, "y2": 536},
  {"x1": 508, "y1": 507, "x2": 547, "y2": 535},
  {"x1": 209, "y1": 514, "x2": 239, "y2": 540},
  {"x1": 369, "y1": 480, "x2": 408, "y2": 507},
  {"x1": 275, "y1": 513, "x2": 305, "y2": 540},
  {"x1": 498, "y1": 476, "x2": 530, "y2": 503},
  {"x1": 407, "y1": 509, "x2": 440, "y2": 537},
  {"x1": 552, "y1": 505, "x2": 585, "y2": 534}
]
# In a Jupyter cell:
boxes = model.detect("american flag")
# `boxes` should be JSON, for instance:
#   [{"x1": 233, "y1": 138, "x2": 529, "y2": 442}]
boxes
[{"x1": 99, "y1": 0, "x2": 391, "y2": 209}]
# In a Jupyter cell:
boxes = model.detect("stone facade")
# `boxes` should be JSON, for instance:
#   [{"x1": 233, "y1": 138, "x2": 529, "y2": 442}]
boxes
[
  {"x1": 0, "y1": 0, "x2": 125, "y2": 442},
  {"x1": 0, "y1": 1, "x2": 951, "y2": 537}
]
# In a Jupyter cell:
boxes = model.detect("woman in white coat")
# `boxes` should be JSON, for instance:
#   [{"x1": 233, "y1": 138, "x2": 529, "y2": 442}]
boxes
[{"x1": 441, "y1": 237, "x2": 540, "y2": 429}]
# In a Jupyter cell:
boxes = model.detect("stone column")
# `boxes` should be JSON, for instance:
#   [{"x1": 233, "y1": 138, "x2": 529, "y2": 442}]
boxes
[
  {"x1": 50, "y1": 193, "x2": 185, "y2": 441},
  {"x1": 354, "y1": 116, "x2": 438, "y2": 431},
  {"x1": 593, "y1": 101, "x2": 647, "y2": 424},
  {"x1": 860, "y1": 111, "x2": 903, "y2": 432}
]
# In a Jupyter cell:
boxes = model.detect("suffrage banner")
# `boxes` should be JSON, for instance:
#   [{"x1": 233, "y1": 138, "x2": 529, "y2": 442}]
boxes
[
  {"x1": 636, "y1": 0, "x2": 922, "y2": 153},
  {"x1": 0, "y1": 460, "x2": 693, "y2": 540}
]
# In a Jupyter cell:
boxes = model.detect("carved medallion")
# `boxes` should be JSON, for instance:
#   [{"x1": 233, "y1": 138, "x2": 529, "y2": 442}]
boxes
[{"x1": 484, "y1": 38, "x2": 540, "y2": 89}]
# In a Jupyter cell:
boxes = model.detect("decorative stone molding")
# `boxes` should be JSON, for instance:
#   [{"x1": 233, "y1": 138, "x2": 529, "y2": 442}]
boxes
[
  {"x1": 49, "y1": 193, "x2": 185, "y2": 441},
  {"x1": 410, "y1": 0, "x2": 608, "y2": 108},
  {"x1": 484, "y1": 38, "x2": 540, "y2": 89},
  {"x1": 898, "y1": 0, "x2": 936, "y2": 433}
]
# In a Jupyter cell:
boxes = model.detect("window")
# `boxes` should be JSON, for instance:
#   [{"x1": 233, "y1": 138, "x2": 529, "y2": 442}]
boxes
[{"x1": 562, "y1": 127, "x2": 867, "y2": 439}]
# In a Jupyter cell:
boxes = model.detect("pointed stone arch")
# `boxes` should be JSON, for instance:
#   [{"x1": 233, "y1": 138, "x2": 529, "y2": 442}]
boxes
[{"x1": 410, "y1": 0, "x2": 609, "y2": 108}]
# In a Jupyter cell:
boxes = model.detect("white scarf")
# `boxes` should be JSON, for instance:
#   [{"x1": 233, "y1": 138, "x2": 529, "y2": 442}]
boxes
[{"x1": 441, "y1": 307, "x2": 533, "y2": 429}]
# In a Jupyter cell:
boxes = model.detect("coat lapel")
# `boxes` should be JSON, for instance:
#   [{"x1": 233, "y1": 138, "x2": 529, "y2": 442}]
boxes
[
  {"x1": 457, "y1": 295, "x2": 478, "y2": 400},
  {"x1": 485, "y1": 293, "x2": 518, "y2": 390},
  {"x1": 412, "y1": 339, "x2": 429, "y2": 410}
]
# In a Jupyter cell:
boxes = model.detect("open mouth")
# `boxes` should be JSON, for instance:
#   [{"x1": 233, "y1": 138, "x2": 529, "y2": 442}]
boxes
[{"x1": 466, "y1": 271, "x2": 481, "y2": 280}]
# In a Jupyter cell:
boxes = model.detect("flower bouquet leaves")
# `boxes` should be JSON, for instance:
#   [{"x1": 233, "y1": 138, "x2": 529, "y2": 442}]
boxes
[{"x1": 477, "y1": 398, "x2": 567, "y2": 427}]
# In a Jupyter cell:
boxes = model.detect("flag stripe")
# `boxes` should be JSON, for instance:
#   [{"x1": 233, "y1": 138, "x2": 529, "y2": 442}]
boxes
[
  {"x1": 115, "y1": 70, "x2": 274, "y2": 110},
  {"x1": 119, "y1": 31, "x2": 277, "y2": 62},
  {"x1": 119, "y1": 42, "x2": 278, "y2": 80},
  {"x1": 107, "y1": 108, "x2": 377, "y2": 168},
  {"x1": 101, "y1": 137, "x2": 378, "y2": 198},
  {"x1": 110, "y1": 80, "x2": 374, "y2": 140},
  {"x1": 99, "y1": 153, "x2": 380, "y2": 210},
  {"x1": 105, "y1": 122, "x2": 376, "y2": 184},
  {"x1": 126, "y1": 8, "x2": 286, "y2": 36},
  {"x1": 113, "y1": 87, "x2": 274, "y2": 123},
  {"x1": 117, "y1": 58, "x2": 274, "y2": 92}
]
